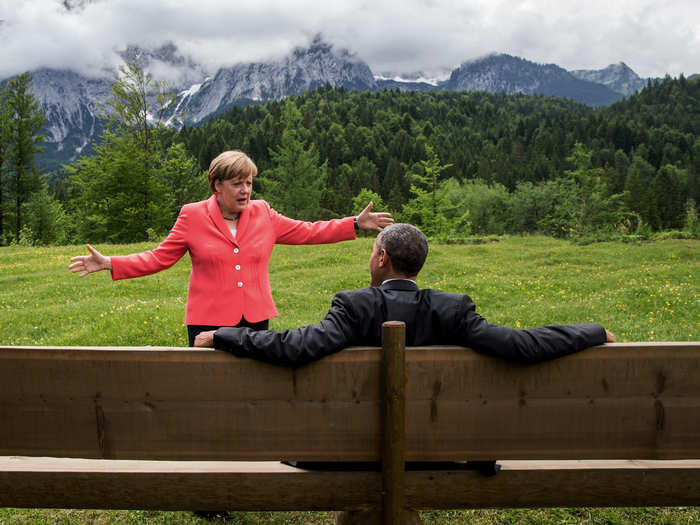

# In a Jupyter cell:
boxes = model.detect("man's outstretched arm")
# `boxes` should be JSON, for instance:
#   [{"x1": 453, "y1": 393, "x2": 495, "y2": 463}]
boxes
[
  {"x1": 195, "y1": 293, "x2": 359, "y2": 368},
  {"x1": 456, "y1": 296, "x2": 615, "y2": 363}
]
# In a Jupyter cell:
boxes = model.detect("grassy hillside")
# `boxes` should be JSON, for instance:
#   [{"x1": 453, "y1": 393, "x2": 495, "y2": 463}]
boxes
[
  {"x1": 0, "y1": 236, "x2": 698, "y2": 524},
  {"x1": 1, "y1": 236, "x2": 696, "y2": 346}
]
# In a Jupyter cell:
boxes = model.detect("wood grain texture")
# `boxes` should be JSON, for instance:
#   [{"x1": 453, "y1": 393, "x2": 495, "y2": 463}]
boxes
[
  {"x1": 1, "y1": 343, "x2": 699, "y2": 461},
  {"x1": 1, "y1": 457, "x2": 699, "y2": 510},
  {"x1": 382, "y1": 322, "x2": 406, "y2": 525}
]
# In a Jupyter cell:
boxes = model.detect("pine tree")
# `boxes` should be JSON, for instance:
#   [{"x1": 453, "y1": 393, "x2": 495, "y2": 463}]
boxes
[
  {"x1": 5, "y1": 73, "x2": 45, "y2": 240},
  {"x1": 25, "y1": 183, "x2": 68, "y2": 245},
  {"x1": 158, "y1": 143, "x2": 209, "y2": 227},
  {"x1": 264, "y1": 100, "x2": 326, "y2": 220},
  {"x1": 558, "y1": 142, "x2": 625, "y2": 235},
  {"x1": 0, "y1": 84, "x2": 10, "y2": 243},
  {"x1": 653, "y1": 164, "x2": 685, "y2": 229},
  {"x1": 611, "y1": 149, "x2": 630, "y2": 194},
  {"x1": 401, "y1": 145, "x2": 455, "y2": 236},
  {"x1": 624, "y1": 155, "x2": 657, "y2": 227},
  {"x1": 106, "y1": 61, "x2": 173, "y2": 231},
  {"x1": 66, "y1": 61, "x2": 198, "y2": 242}
]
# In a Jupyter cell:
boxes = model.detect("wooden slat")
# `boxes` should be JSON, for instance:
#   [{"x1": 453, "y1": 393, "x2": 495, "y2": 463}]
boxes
[
  {"x1": 406, "y1": 342, "x2": 700, "y2": 460},
  {"x1": 1, "y1": 343, "x2": 699, "y2": 461},
  {"x1": 0, "y1": 346, "x2": 383, "y2": 461},
  {"x1": 408, "y1": 459, "x2": 700, "y2": 508},
  {"x1": 1, "y1": 457, "x2": 699, "y2": 510}
]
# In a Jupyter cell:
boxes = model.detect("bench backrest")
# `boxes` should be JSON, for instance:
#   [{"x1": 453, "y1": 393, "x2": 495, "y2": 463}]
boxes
[{"x1": 1, "y1": 340, "x2": 699, "y2": 461}]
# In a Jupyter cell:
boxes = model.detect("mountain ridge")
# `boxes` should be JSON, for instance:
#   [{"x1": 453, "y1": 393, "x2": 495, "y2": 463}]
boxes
[
  {"x1": 4, "y1": 37, "x2": 694, "y2": 171},
  {"x1": 166, "y1": 36, "x2": 376, "y2": 125},
  {"x1": 446, "y1": 53, "x2": 623, "y2": 106}
]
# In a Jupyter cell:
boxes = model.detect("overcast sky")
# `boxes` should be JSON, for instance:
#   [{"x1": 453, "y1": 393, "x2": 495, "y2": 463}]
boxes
[{"x1": 1, "y1": 0, "x2": 698, "y2": 80}]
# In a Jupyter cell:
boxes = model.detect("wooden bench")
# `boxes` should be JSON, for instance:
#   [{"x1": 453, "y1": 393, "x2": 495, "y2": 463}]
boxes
[{"x1": 1, "y1": 322, "x2": 699, "y2": 524}]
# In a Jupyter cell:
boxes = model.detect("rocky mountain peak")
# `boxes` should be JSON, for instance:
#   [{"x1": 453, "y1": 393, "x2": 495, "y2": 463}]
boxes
[
  {"x1": 570, "y1": 62, "x2": 645, "y2": 96},
  {"x1": 306, "y1": 34, "x2": 334, "y2": 54},
  {"x1": 446, "y1": 53, "x2": 622, "y2": 106},
  {"x1": 168, "y1": 37, "x2": 376, "y2": 125},
  {"x1": 292, "y1": 34, "x2": 361, "y2": 64},
  {"x1": 448, "y1": 53, "x2": 564, "y2": 91}
]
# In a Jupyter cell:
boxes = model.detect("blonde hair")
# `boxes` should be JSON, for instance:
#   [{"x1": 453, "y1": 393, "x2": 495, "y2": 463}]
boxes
[{"x1": 208, "y1": 150, "x2": 258, "y2": 193}]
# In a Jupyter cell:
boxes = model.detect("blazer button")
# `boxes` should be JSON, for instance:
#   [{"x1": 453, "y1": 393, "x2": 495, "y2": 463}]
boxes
[
  {"x1": 237, "y1": 282, "x2": 243, "y2": 288},
  {"x1": 234, "y1": 248, "x2": 239, "y2": 254},
  {"x1": 235, "y1": 265, "x2": 241, "y2": 270}
]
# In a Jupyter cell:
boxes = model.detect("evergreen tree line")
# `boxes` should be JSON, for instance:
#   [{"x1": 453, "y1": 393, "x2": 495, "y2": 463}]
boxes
[
  {"x1": 178, "y1": 77, "x2": 699, "y2": 240},
  {"x1": 1, "y1": 65, "x2": 698, "y2": 246}
]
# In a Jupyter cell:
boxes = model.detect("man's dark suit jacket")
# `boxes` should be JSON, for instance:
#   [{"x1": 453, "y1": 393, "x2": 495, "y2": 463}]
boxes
[{"x1": 214, "y1": 279, "x2": 606, "y2": 368}]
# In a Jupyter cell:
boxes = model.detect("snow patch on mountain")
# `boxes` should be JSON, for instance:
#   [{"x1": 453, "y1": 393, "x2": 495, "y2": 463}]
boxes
[{"x1": 374, "y1": 69, "x2": 451, "y2": 87}]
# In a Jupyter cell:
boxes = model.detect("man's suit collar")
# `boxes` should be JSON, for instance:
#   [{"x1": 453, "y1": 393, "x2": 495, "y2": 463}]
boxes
[{"x1": 379, "y1": 279, "x2": 419, "y2": 291}]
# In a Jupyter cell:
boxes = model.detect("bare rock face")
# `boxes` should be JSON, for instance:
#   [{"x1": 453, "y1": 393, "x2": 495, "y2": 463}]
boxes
[
  {"x1": 446, "y1": 53, "x2": 623, "y2": 106},
  {"x1": 171, "y1": 36, "x2": 376, "y2": 125},
  {"x1": 26, "y1": 68, "x2": 112, "y2": 169},
  {"x1": 571, "y1": 62, "x2": 647, "y2": 97},
  {"x1": 20, "y1": 36, "x2": 377, "y2": 170}
]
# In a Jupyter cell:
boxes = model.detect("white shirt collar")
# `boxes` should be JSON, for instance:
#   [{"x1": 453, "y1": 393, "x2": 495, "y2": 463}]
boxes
[{"x1": 381, "y1": 278, "x2": 416, "y2": 285}]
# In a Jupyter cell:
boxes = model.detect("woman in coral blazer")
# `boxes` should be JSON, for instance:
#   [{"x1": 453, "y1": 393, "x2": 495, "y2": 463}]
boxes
[{"x1": 69, "y1": 150, "x2": 392, "y2": 345}]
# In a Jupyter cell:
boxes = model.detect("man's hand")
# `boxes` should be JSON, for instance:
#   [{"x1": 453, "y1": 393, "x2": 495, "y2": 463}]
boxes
[
  {"x1": 357, "y1": 202, "x2": 394, "y2": 231},
  {"x1": 194, "y1": 330, "x2": 216, "y2": 347},
  {"x1": 605, "y1": 329, "x2": 617, "y2": 342}
]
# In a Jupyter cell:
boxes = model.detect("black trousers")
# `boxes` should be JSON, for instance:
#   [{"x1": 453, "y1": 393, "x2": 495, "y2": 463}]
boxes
[{"x1": 187, "y1": 317, "x2": 269, "y2": 347}]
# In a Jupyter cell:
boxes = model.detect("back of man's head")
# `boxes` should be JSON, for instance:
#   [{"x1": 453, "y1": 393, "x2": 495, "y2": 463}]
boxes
[{"x1": 376, "y1": 223, "x2": 429, "y2": 277}]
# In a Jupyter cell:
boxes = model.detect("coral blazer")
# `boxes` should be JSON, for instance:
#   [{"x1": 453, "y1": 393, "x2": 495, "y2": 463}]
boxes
[{"x1": 110, "y1": 195, "x2": 355, "y2": 326}]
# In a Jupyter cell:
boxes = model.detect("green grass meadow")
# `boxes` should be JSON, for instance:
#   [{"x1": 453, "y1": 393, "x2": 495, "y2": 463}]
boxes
[
  {"x1": 1, "y1": 235, "x2": 697, "y2": 346},
  {"x1": 0, "y1": 235, "x2": 699, "y2": 524}
]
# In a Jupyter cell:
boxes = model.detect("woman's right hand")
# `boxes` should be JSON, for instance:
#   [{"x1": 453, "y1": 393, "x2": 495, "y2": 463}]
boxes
[{"x1": 69, "y1": 244, "x2": 112, "y2": 277}]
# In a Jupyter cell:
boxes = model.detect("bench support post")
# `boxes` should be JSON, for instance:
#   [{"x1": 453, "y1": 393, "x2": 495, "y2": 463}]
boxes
[{"x1": 382, "y1": 321, "x2": 407, "y2": 525}]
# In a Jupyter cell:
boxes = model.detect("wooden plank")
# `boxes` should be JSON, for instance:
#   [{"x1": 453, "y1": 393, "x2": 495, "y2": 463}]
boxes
[
  {"x1": 0, "y1": 346, "x2": 383, "y2": 460},
  {"x1": 0, "y1": 456, "x2": 379, "y2": 510},
  {"x1": 1, "y1": 457, "x2": 699, "y2": 510},
  {"x1": 405, "y1": 459, "x2": 700, "y2": 509},
  {"x1": 405, "y1": 343, "x2": 700, "y2": 460},
  {"x1": 1, "y1": 343, "x2": 699, "y2": 461}
]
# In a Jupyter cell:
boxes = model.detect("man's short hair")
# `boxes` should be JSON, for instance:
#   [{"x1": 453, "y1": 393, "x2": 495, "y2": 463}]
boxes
[{"x1": 376, "y1": 223, "x2": 428, "y2": 276}]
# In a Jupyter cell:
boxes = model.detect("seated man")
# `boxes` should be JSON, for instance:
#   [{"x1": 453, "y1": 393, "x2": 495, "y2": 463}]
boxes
[
  {"x1": 195, "y1": 222, "x2": 615, "y2": 364},
  {"x1": 195, "y1": 223, "x2": 615, "y2": 525}
]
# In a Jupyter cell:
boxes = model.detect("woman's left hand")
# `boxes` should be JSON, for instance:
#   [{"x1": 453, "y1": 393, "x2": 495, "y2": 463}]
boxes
[{"x1": 357, "y1": 202, "x2": 394, "y2": 231}]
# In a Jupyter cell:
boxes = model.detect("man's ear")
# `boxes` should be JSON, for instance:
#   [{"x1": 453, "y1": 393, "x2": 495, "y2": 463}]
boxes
[{"x1": 378, "y1": 249, "x2": 389, "y2": 268}]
